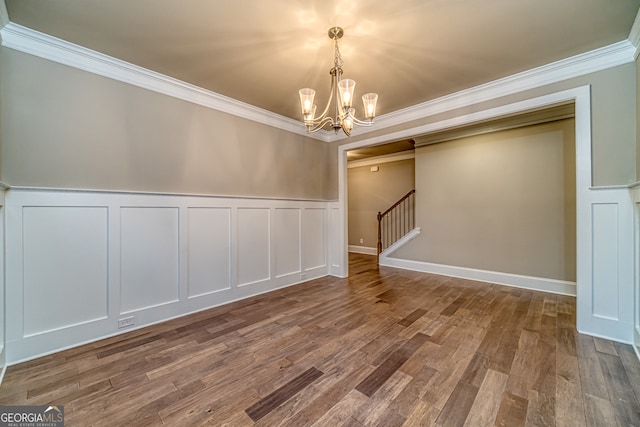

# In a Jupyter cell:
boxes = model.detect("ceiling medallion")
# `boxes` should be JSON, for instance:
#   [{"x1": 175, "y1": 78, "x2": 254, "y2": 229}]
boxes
[{"x1": 298, "y1": 27, "x2": 379, "y2": 137}]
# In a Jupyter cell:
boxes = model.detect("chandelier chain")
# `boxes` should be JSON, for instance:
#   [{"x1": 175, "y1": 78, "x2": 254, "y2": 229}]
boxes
[{"x1": 333, "y1": 39, "x2": 344, "y2": 70}]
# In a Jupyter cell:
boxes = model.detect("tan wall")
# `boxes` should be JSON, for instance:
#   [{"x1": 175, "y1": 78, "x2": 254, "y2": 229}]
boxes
[
  {"x1": 0, "y1": 48, "x2": 338, "y2": 200},
  {"x1": 348, "y1": 158, "x2": 415, "y2": 248},
  {"x1": 393, "y1": 119, "x2": 576, "y2": 281},
  {"x1": 346, "y1": 63, "x2": 636, "y2": 187}
]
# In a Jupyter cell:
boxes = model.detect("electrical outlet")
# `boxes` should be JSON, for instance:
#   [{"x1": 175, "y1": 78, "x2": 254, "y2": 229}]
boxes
[
  {"x1": 300, "y1": 273, "x2": 307, "y2": 280},
  {"x1": 360, "y1": 238, "x2": 364, "y2": 244},
  {"x1": 118, "y1": 316, "x2": 135, "y2": 329}
]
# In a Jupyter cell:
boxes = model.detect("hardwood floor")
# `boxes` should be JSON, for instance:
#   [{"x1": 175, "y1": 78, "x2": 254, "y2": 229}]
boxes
[{"x1": 2, "y1": 253, "x2": 639, "y2": 426}]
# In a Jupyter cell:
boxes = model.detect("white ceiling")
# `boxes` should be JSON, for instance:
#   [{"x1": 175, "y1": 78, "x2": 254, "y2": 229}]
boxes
[{"x1": 3, "y1": 0, "x2": 640, "y2": 123}]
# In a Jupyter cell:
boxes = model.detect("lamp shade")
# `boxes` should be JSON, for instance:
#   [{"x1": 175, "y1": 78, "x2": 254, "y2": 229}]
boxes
[
  {"x1": 304, "y1": 104, "x2": 317, "y2": 124},
  {"x1": 338, "y1": 79, "x2": 356, "y2": 109},
  {"x1": 299, "y1": 88, "x2": 316, "y2": 115},
  {"x1": 362, "y1": 93, "x2": 378, "y2": 120},
  {"x1": 342, "y1": 108, "x2": 355, "y2": 135}
]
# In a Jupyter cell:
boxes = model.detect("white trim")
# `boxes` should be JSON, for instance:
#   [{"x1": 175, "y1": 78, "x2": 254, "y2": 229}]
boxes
[
  {"x1": 380, "y1": 228, "x2": 421, "y2": 257},
  {"x1": 590, "y1": 185, "x2": 636, "y2": 191},
  {"x1": 632, "y1": 187, "x2": 640, "y2": 359},
  {"x1": 5, "y1": 185, "x2": 334, "y2": 203},
  {"x1": 337, "y1": 86, "x2": 591, "y2": 324},
  {"x1": 339, "y1": 88, "x2": 589, "y2": 156},
  {"x1": 347, "y1": 151, "x2": 415, "y2": 169},
  {"x1": 629, "y1": 7, "x2": 640, "y2": 59},
  {"x1": 0, "y1": 22, "x2": 635, "y2": 144},
  {"x1": 379, "y1": 227, "x2": 576, "y2": 296},
  {"x1": 380, "y1": 257, "x2": 576, "y2": 296},
  {"x1": 347, "y1": 245, "x2": 377, "y2": 256},
  {"x1": 0, "y1": 23, "x2": 332, "y2": 142}
]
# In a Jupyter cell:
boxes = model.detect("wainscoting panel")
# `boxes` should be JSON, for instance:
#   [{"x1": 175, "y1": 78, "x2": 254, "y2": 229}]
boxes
[
  {"x1": 591, "y1": 203, "x2": 621, "y2": 320},
  {"x1": 187, "y1": 207, "x2": 231, "y2": 298},
  {"x1": 633, "y1": 187, "x2": 640, "y2": 359},
  {"x1": 120, "y1": 207, "x2": 180, "y2": 314},
  {"x1": 22, "y1": 206, "x2": 109, "y2": 336},
  {"x1": 578, "y1": 189, "x2": 634, "y2": 343},
  {"x1": 237, "y1": 207, "x2": 271, "y2": 287},
  {"x1": 0, "y1": 204, "x2": 5, "y2": 385},
  {"x1": 328, "y1": 204, "x2": 346, "y2": 277},
  {"x1": 4, "y1": 189, "x2": 329, "y2": 364},
  {"x1": 274, "y1": 208, "x2": 301, "y2": 279},
  {"x1": 302, "y1": 208, "x2": 326, "y2": 272}
]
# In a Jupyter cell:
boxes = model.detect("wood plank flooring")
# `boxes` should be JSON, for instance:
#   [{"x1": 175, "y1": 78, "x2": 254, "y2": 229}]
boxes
[{"x1": 1, "y1": 253, "x2": 639, "y2": 426}]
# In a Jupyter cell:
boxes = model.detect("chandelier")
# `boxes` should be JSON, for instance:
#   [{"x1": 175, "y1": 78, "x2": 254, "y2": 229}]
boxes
[{"x1": 298, "y1": 27, "x2": 379, "y2": 136}]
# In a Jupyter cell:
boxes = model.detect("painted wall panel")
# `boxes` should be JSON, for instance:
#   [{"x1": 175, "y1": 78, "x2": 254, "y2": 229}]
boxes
[
  {"x1": 634, "y1": 194, "x2": 640, "y2": 357},
  {"x1": 23, "y1": 206, "x2": 108, "y2": 336},
  {"x1": 330, "y1": 206, "x2": 342, "y2": 274},
  {"x1": 0, "y1": 206, "x2": 4, "y2": 381},
  {"x1": 581, "y1": 193, "x2": 634, "y2": 342},
  {"x1": 120, "y1": 207, "x2": 179, "y2": 313},
  {"x1": 591, "y1": 203, "x2": 620, "y2": 320},
  {"x1": 303, "y1": 208, "x2": 326, "y2": 270},
  {"x1": 187, "y1": 207, "x2": 231, "y2": 297},
  {"x1": 4, "y1": 189, "x2": 329, "y2": 364},
  {"x1": 237, "y1": 208, "x2": 270, "y2": 286},
  {"x1": 274, "y1": 208, "x2": 301, "y2": 278}
]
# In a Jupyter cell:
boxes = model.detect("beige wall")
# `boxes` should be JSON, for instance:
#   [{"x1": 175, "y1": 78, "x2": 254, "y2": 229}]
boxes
[
  {"x1": 346, "y1": 63, "x2": 636, "y2": 187},
  {"x1": 348, "y1": 158, "x2": 415, "y2": 248},
  {"x1": 0, "y1": 48, "x2": 338, "y2": 200},
  {"x1": 393, "y1": 119, "x2": 576, "y2": 282}
]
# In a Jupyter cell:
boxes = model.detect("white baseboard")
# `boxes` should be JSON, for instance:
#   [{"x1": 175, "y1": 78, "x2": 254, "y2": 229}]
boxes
[
  {"x1": 348, "y1": 245, "x2": 377, "y2": 255},
  {"x1": 379, "y1": 256, "x2": 576, "y2": 296},
  {"x1": 378, "y1": 226, "x2": 575, "y2": 295}
]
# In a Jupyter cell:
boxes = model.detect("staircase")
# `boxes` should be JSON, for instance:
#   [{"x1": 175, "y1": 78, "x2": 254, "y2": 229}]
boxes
[{"x1": 377, "y1": 189, "x2": 415, "y2": 255}]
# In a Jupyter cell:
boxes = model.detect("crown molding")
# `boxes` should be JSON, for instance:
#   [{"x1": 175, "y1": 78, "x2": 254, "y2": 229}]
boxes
[
  {"x1": 0, "y1": 23, "x2": 332, "y2": 142},
  {"x1": 0, "y1": 22, "x2": 635, "y2": 144},
  {"x1": 629, "y1": 7, "x2": 640, "y2": 59}
]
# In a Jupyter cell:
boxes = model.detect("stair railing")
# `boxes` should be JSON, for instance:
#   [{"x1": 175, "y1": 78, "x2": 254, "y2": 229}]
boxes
[{"x1": 377, "y1": 189, "x2": 415, "y2": 255}]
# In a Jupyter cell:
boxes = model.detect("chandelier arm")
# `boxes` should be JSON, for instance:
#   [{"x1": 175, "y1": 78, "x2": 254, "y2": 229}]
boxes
[
  {"x1": 306, "y1": 116, "x2": 335, "y2": 133},
  {"x1": 349, "y1": 116, "x2": 375, "y2": 126},
  {"x1": 313, "y1": 69, "x2": 337, "y2": 122}
]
